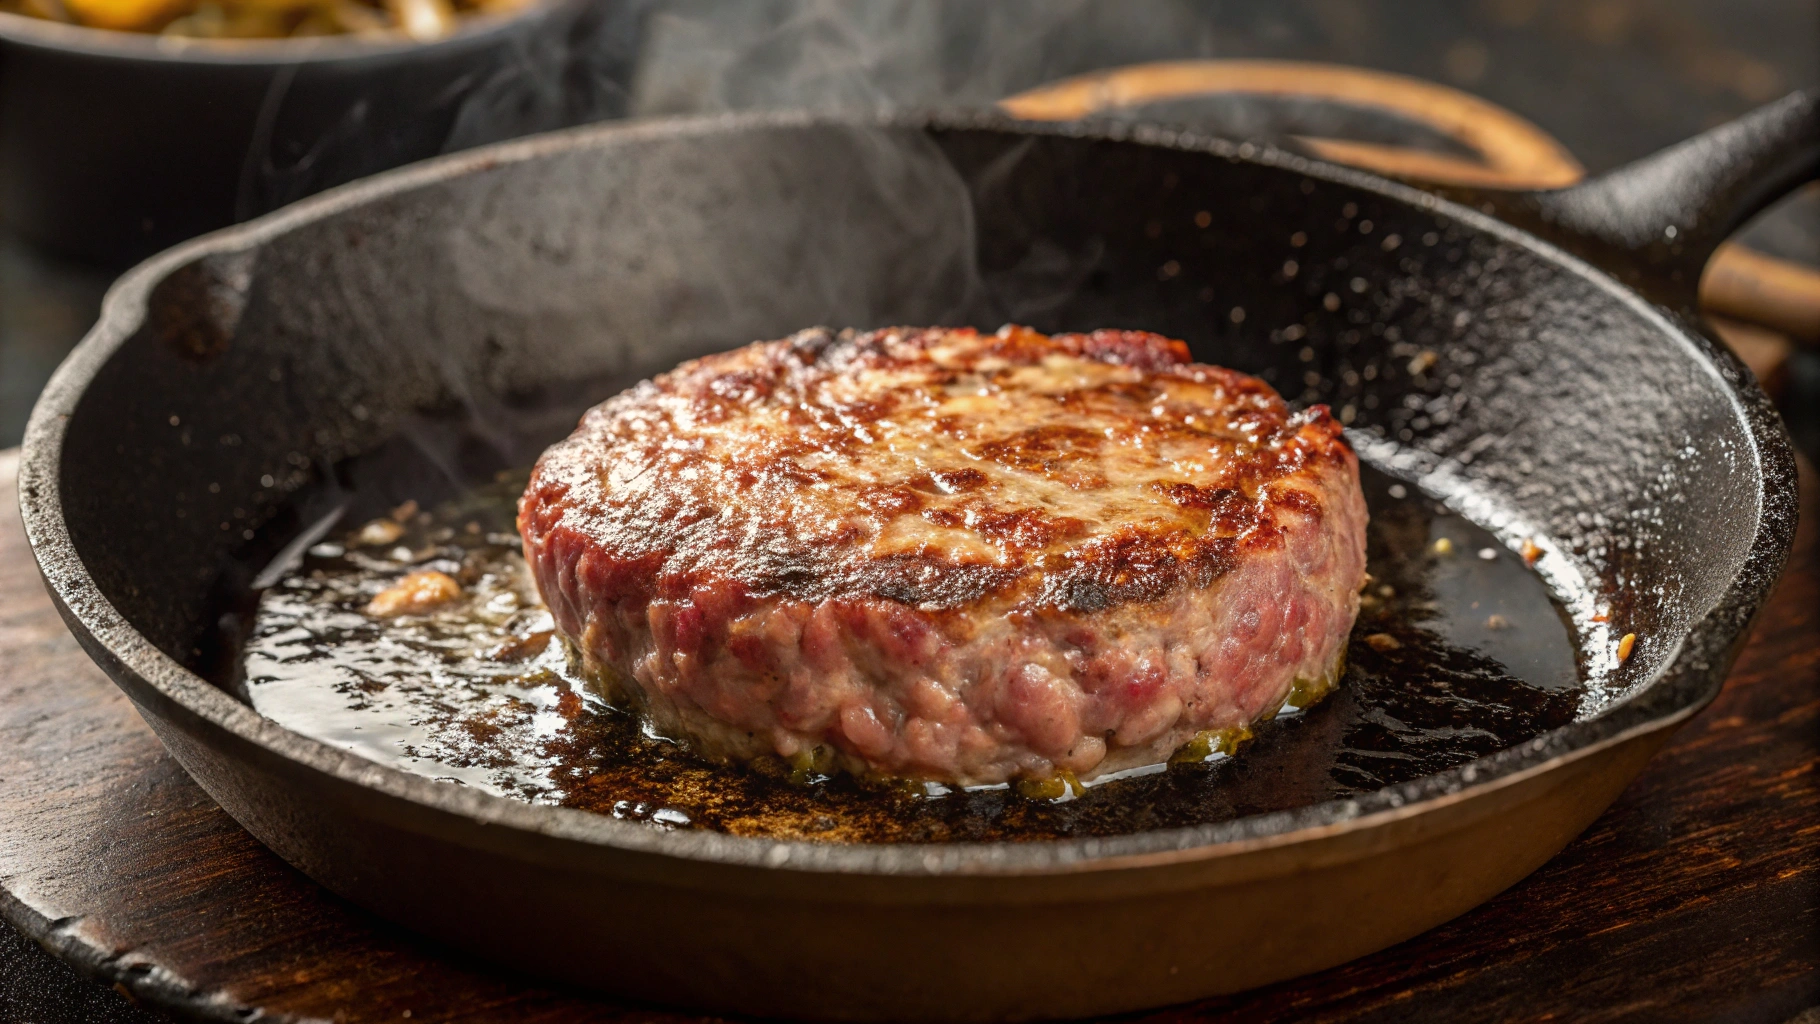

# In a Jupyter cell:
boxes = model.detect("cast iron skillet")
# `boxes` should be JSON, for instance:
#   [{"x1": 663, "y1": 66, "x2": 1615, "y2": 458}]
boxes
[{"x1": 18, "y1": 91, "x2": 1816, "y2": 1021}]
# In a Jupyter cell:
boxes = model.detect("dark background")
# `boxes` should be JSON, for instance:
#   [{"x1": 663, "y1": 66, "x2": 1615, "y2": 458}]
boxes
[{"x1": 2, "y1": 0, "x2": 1816, "y2": 1019}]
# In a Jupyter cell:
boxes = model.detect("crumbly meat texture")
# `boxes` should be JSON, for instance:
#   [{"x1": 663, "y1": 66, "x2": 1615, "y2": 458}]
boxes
[{"x1": 519, "y1": 325, "x2": 1368, "y2": 786}]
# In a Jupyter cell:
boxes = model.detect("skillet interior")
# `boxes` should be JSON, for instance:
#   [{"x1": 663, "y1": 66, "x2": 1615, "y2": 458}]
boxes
[
  {"x1": 59, "y1": 114, "x2": 1768, "y2": 737},
  {"x1": 24, "y1": 112, "x2": 1795, "y2": 1017}
]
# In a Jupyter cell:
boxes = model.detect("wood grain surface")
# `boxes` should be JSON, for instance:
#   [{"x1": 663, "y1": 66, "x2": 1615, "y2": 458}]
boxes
[{"x1": 0, "y1": 445, "x2": 1815, "y2": 1023}]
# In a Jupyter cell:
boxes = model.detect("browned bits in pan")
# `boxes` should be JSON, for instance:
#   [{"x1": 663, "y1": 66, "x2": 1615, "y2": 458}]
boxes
[
  {"x1": 1617, "y1": 633, "x2": 1638, "y2": 663},
  {"x1": 354, "y1": 518, "x2": 406, "y2": 547},
  {"x1": 487, "y1": 629, "x2": 554, "y2": 663},
  {"x1": 1521, "y1": 538, "x2": 1543, "y2": 566},
  {"x1": 365, "y1": 570, "x2": 462, "y2": 618}
]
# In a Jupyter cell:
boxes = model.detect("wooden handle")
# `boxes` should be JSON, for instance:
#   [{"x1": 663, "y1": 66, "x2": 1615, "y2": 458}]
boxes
[
  {"x1": 1703, "y1": 243, "x2": 1820, "y2": 345},
  {"x1": 1001, "y1": 60, "x2": 1820, "y2": 347},
  {"x1": 999, "y1": 60, "x2": 1586, "y2": 186}
]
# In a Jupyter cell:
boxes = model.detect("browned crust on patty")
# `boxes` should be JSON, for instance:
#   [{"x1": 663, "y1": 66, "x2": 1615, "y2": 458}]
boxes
[{"x1": 520, "y1": 325, "x2": 1354, "y2": 618}]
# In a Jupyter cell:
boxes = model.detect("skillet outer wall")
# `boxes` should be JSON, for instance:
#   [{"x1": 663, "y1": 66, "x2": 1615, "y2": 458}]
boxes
[
  {"x1": 16, "y1": 112, "x2": 1799, "y2": 1019},
  {"x1": 120, "y1": 667, "x2": 1673, "y2": 1021}
]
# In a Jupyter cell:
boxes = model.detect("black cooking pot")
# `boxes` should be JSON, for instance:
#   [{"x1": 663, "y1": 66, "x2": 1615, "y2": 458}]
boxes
[
  {"x1": 16, "y1": 93, "x2": 1815, "y2": 1020},
  {"x1": 0, "y1": 0, "x2": 641, "y2": 264}
]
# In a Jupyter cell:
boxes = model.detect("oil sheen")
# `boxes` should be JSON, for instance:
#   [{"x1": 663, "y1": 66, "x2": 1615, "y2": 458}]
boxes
[{"x1": 242, "y1": 463, "x2": 1582, "y2": 843}]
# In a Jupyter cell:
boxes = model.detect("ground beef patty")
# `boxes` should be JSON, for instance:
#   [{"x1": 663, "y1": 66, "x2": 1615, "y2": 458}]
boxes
[{"x1": 519, "y1": 325, "x2": 1368, "y2": 788}]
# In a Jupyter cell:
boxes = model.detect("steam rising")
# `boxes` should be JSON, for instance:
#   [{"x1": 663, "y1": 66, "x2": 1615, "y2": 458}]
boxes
[
  {"x1": 267, "y1": 1, "x2": 1245, "y2": 488},
  {"x1": 629, "y1": 0, "x2": 1224, "y2": 116}
]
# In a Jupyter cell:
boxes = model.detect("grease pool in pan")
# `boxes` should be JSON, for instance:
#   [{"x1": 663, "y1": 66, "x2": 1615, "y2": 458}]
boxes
[{"x1": 238, "y1": 462, "x2": 1585, "y2": 843}]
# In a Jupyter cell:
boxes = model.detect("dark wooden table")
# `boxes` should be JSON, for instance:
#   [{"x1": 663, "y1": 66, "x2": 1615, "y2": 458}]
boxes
[{"x1": 0, "y1": 441, "x2": 1815, "y2": 1023}]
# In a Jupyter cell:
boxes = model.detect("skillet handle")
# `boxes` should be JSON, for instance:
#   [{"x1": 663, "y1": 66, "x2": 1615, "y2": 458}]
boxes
[{"x1": 1471, "y1": 89, "x2": 1819, "y2": 312}]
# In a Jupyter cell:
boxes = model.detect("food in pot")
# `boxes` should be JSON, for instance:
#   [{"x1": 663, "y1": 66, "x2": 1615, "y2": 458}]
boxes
[
  {"x1": 1, "y1": 0, "x2": 528, "y2": 40},
  {"x1": 518, "y1": 325, "x2": 1369, "y2": 788}
]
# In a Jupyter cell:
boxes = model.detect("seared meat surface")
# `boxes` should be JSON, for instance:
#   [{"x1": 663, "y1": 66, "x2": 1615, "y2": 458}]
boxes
[{"x1": 519, "y1": 325, "x2": 1368, "y2": 787}]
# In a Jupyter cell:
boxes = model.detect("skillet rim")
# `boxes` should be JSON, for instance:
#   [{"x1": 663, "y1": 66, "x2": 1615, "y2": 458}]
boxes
[{"x1": 16, "y1": 108, "x2": 1800, "y2": 878}]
